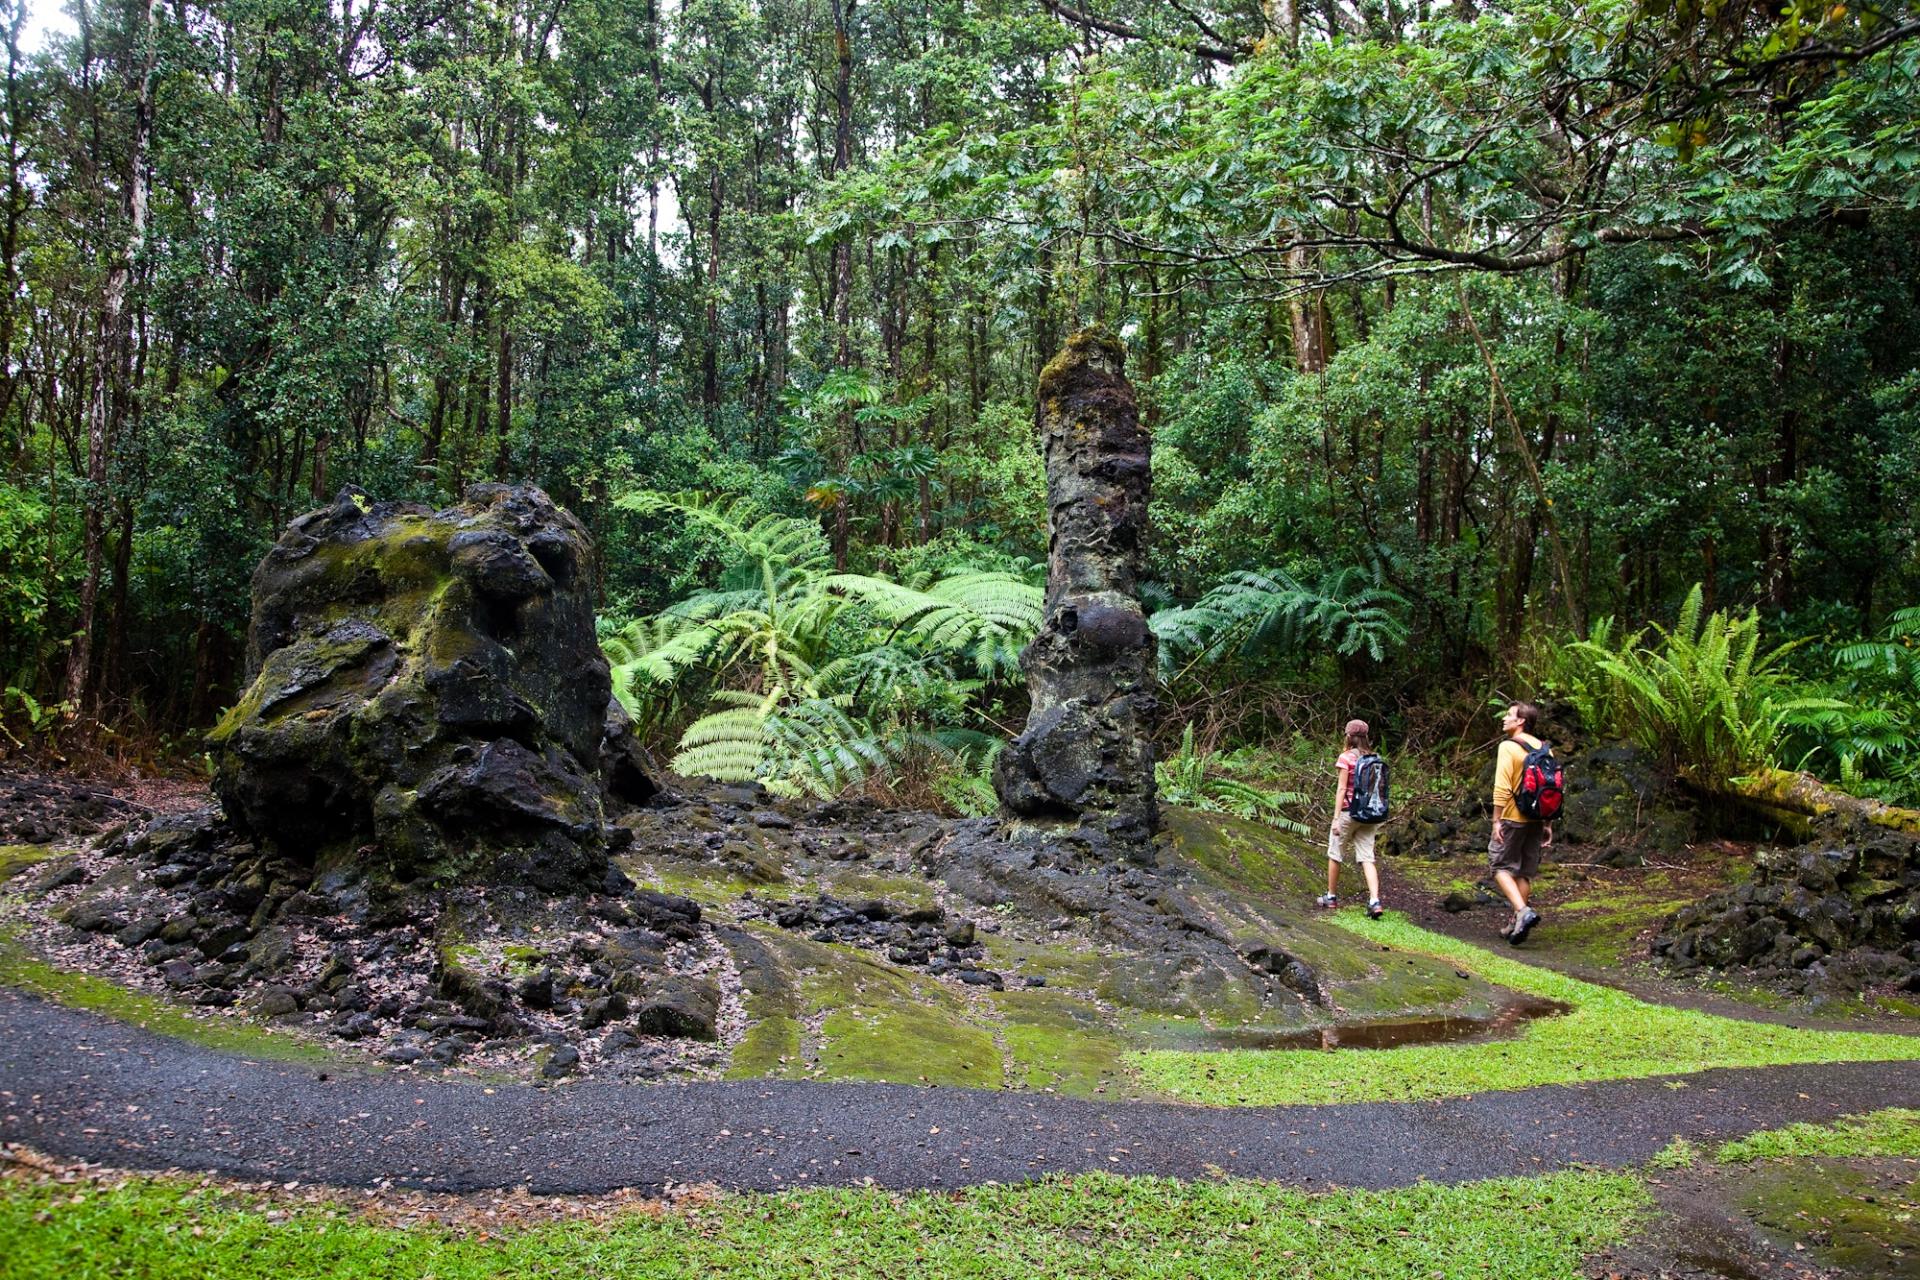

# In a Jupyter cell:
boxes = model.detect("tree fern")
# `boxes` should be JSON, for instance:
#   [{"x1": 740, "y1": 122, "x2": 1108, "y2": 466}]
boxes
[
  {"x1": 616, "y1": 490, "x2": 831, "y2": 576},
  {"x1": 1780, "y1": 605, "x2": 1920, "y2": 803},
  {"x1": 826, "y1": 570, "x2": 1042, "y2": 677},
  {"x1": 1152, "y1": 564, "x2": 1410, "y2": 678},
  {"x1": 606, "y1": 489, "x2": 1036, "y2": 797}
]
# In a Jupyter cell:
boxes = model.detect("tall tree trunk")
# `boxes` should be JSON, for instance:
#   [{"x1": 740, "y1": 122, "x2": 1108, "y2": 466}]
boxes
[
  {"x1": 1761, "y1": 332, "x2": 1799, "y2": 610},
  {"x1": 65, "y1": 0, "x2": 156, "y2": 718},
  {"x1": 493, "y1": 320, "x2": 513, "y2": 481},
  {"x1": 827, "y1": 0, "x2": 857, "y2": 571},
  {"x1": 0, "y1": 0, "x2": 30, "y2": 431}
]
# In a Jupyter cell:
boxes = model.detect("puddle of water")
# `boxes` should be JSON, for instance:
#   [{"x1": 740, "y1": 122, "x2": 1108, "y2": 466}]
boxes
[
  {"x1": 1206, "y1": 994, "x2": 1571, "y2": 1052},
  {"x1": 1668, "y1": 1248, "x2": 1770, "y2": 1280}
]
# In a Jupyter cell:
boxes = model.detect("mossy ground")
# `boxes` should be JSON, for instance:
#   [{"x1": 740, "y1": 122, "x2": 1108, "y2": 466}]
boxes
[
  {"x1": 634, "y1": 808, "x2": 1920, "y2": 1102},
  {"x1": 0, "y1": 931, "x2": 339, "y2": 1067},
  {"x1": 1390, "y1": 835, "x2": 1920, "y2": 1020},
  {"x1": 1388, "y1": 841, "x2": 1752, "y2": 974},
  {"x1": 1621, "y1": 1112, "x2": 1920, "y2": 1277},
  {"x1": 1728, "y1": 1160, "x2": 1920, "y2": 1278},
  {"x1": 0, "y1": 1164, "x2": 1652, "y2": 1280},
  {"x1": 0, "y1": 845, "x2": 60, "y2": 881},
  {"x1": 674, "y1": 808, "x2": 1561, "y2": 1098},
  {"x1": 1134, "y1": 916, "x2": 1920, "y2": 1106}
]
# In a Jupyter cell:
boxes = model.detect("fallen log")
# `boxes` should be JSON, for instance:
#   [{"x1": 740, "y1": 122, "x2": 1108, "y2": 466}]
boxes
[{"x1": 1713, "y1": 768, "x2": 1920, "y2": 840}]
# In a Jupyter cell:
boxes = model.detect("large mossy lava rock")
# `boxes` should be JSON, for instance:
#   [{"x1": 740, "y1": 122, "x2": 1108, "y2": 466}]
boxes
[{"x1": 208, "y1": 484, "x2": 614, "y2": 889}]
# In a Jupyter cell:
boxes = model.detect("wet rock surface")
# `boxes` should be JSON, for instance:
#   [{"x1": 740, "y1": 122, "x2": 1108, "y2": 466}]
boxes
[
  {"x1": 1655, "y1": 820, "x2": 1920, "y2": 997},
  {"x1": 994, "y1": 328, "x2": 1158, "y2": 865},
  {"x1": 744, "y1": 892, "x2": 1001, "y2": 983},
  {"x1": 936, "y1": 816, "x2": 1324, "y2": 1008},
  {"x1": 207, "y1": 483, "x2": 628, "y2": 891}
]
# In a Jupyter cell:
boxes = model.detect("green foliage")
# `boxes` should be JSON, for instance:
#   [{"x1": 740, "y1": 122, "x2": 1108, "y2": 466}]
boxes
[
  {"x1": 1153, "y1": 565, "x2": 1411, "y2": 678},
  {"x1": 1555, "y1": 585, "x2": 1837, "y2": 788},
  {"x1": 1780, "y1": 607, "x2": 1920, "y2": 803},
  {"x1": 604, "y1": 492, "x2": 1038, "y2": 798},
  {"x1": 1155, "y1": 724, "x2": 1308, "y2": 833},
  {"x1": 0, "y1": 686, "x2": 70, "y2": 749},
  {"x1": 929, "y1": 739, "x2": 1002, "y2": 818},
  {"x1": 6, "y1": 0, "x2": 1920, "y2": 751}
]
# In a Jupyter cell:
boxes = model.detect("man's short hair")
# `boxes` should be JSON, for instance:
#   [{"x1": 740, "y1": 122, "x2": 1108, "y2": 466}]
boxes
[{"x1": 1511, "y1": 701, "x2": 1541, "y2": 734}]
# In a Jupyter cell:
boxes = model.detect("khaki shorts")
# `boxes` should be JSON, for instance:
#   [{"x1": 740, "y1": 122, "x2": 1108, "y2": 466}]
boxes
[
  {"x1": 1327, "y1": 813, "x2": 1378, "y2": 865},
  {"x1": 1488, "y1": 819, "x2": 1546, "y2": 879}
]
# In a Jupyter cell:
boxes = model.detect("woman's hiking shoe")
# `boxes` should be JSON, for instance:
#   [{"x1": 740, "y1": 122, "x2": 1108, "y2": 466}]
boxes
[
  {"x1": 1315, "y1": 893, "x2": 1339, "y2": 909},
  {"x1": 1507, "y1": 908, "x2": 1541, "y2": 945},
  {"x1": 1367, "y1": 900, "x2": 1385, "y2": 919}
]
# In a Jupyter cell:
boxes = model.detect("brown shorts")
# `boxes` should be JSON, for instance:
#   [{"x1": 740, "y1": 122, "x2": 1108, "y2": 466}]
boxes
[{"x1": 1488, "y1": 819, "x2": 1546, "y2": 879}]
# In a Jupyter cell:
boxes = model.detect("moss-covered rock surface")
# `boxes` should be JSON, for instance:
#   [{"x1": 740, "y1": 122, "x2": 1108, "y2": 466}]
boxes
[{"x1": 208, "y1": 483, "x2": 623, "y2": 890}]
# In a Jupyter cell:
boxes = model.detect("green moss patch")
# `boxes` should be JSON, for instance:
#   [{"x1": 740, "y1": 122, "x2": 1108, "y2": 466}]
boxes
[
  {"x1": 1729, "y1": 1161, "x2": 1920, "y2": 1277},
  {"x1": 0, "y1": 935, "x2": 338, "y2": 1066},
  {"x1": 1165, "y1": 806, "x2": 1325, "y2": 900},
  {"x1": 619, "y1": 854, "x2": 769, "y2": 906},
  {"x1": 764, "y1": 932, "x2": 1001, "y2": 1088},
  {"x1": 1133, "y1": 916, "x2": 1920, "y2": 1106},
  {"x1": 995, "y1": 987, "x2": 1148, "y2": 1097},
  {"x1": 0, "y1": 1166, "x2": 1652, "y2": 1280},
  {"x1": 720, "y1": 926, "x2": 805, "y2": 1079},
  {"x1": 0, "y1": 845, "x2": 60, "y2": 881}
]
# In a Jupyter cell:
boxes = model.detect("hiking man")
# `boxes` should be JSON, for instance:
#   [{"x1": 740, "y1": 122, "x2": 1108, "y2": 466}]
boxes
[{"x1": 1490, "y1": 701, "x2": 1553, "y2": 944}]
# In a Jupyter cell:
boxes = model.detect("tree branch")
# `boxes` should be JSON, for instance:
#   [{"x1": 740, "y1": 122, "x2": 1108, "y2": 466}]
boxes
[{"x1": 1035, "y1": 0, "x2": 1247, "y2": 65}]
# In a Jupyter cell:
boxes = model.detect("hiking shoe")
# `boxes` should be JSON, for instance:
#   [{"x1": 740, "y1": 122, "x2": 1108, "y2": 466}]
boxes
[
  {"x1": 1508, "y1": 908, "x2": 1541, "y2": 946},
  {"x1": 1367, "y1": 900, "x2": 1385, "y2": 920},
  {"x1": 1315, "y1": 893, "x2": 1339, "y2": 909}
]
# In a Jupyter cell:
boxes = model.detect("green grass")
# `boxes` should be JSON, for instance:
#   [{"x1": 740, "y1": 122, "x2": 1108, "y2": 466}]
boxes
[
  {"x1": 1647, "y1": 1137, "x2": 1699, "y2": 1169},
  {"x1": 1715, "y1": 1108, "x2": 1920, "y2": 1163},
  {"x1": 0, "y1": 933, "x2": 337, "y2": 1066},
  {"x1": 1132, "y1": 916, "x2": 1920, "y2": 1106},
  {"x1": 0, "y1": 1167, "x2": 1652, "y2": 1280}
]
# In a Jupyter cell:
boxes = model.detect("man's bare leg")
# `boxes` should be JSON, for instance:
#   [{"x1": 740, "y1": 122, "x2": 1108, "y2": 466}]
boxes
[
  {"x1": 1361, "y1": 860, "x2": 1381, "y2": 903},
  {"x1": 1494, "y1": 868, "x2": 1528, "y2": 918},
  {"x1": 1326, "y1": 859, "x2": 1341, "y2": 897}
]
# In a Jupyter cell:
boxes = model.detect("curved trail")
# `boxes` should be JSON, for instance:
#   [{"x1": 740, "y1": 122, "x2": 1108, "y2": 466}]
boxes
[{"x1": 4, "y1": 989, "x2": 1918, "y2": 1195}]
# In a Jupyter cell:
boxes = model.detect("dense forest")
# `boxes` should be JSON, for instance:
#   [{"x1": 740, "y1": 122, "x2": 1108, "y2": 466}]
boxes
[{"x1": 1, "y1": 0, "x2": 1917, "y2": 803}]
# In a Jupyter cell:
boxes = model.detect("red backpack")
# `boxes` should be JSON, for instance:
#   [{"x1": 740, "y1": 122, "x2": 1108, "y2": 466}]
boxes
[{"x1": 1513, "y1": 741, "x2": 1564, "y2": 821}]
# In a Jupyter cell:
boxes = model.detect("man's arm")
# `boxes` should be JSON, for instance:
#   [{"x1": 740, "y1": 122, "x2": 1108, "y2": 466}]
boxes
[{"x1": 1492, "y1": 741, "x2": 1517, "y2": 817}]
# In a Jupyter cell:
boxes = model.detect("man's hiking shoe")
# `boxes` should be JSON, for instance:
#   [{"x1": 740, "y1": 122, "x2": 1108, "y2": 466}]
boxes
[
  {"x1": 1366, "y1": 900, "x2": 1385, "y2": 920},
  {"x1": 1507, "y1": 908, "x2": 1541, "y2": 946},
  {"x1": 1315, "y1": 893, "x2": 1338, "y2": 909}
]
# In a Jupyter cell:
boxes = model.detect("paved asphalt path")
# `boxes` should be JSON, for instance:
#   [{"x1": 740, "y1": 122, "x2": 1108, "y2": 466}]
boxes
[{"x1": 4, "y1": 988, "x2": 1918, "y2": 1195}]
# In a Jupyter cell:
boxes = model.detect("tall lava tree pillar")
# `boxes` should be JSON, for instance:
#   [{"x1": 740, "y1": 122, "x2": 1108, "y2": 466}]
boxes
[{"x1": 994, "y1": 328, "x2": 1159, "y2": 865}]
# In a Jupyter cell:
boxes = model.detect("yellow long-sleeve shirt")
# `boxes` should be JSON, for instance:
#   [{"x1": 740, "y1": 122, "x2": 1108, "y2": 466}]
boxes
[{"x1": 1493, "y1": 735, "x2": 1543, "y2": 824}]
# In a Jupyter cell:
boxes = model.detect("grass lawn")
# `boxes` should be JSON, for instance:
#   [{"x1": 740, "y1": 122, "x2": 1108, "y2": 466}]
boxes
[
  {"x1": 1714, "y1": 1107, "x2": 1920, "y2": 1163},
  {"x1": 0, "y1": 1166, "x2": 1650, "y2": 1280},
  {"x1": 1132, "y1": 916, "x2": 1920, "y2": 1106}
]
